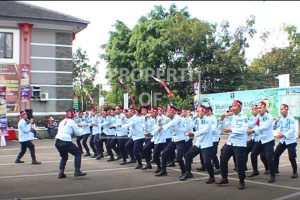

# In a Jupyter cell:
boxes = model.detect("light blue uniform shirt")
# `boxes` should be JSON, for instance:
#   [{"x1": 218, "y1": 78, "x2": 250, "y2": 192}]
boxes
[
  {"x1": 18, "y1": 118, "x2": 33, "y2": 142},
  {"x1": 55, "y1": 118, "x2": 84, "y2": 141},
  {"x1": 151, "y1": 117, "x2": 166, "y2": 144},
  {"x1": 226, "y1": 113, "x2": 248, "y2": 147},
  {"x1": 113, "y1": 113, "x2": 129, "y2": 136},
  {"x1": 104, "y1": 115, "x2": 116, "y2": 136},
  {"x1": 157, "y1": 114, "x2": 172, "y2": 139},
  {"x1": 248, "y1": 115, "x2": 259, "y2": 142},
  {"x1": 74, "y1": 116, "x2": 81, "y2": 124},
  {"x1": 254, "y1": 112, "x2": 274, "y2": 144},
  {"x1": 122, "y1": 115, "x2": 144, "y2": 141},
  {"x1": 102, "y1": 116, "x2": 112, "y2": 135},
  {"x1": 273, "y1": 115, "x2": 297, "y2": 145},
  {"x1": 209, "y1": 115, "x2": 220, "y2": 142},
  {"x1": 183, "y1": 117, "x2": 195, "y2": 132},
  {"x1": 194, "y1": 115, "x2": 213, "y2": 149},
  {"x1": 162, "y1": 114, "x2": 189, "y2": 142},
  {"x1": 82, "y1": 115, "x2": 92, "y2": 135},
  {"x1": 144, "y1": 116, "x2": 155, "y2": 141},
  {"x1": 91, "y1": 115, "x2": 101, "y2": 135}
]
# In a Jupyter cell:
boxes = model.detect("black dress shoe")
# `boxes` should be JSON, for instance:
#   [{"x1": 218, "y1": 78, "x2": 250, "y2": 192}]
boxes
[
  {"x1": 206, "y1": 177, "x2": 216, "y2": 184},
  {"x1": 135, "y1": 164, "x2": 143, "y2": 169},
  {"x1": 268, "y1": 175, "x2": 275, "y2": 183},
  {"x1": 84, "y1": 153, "x2": 91, "y2": 157},
  {"x1": 107, "y1": 157, "x2": 115, "y2": 162},
  {"x1": 196, "y1": 167, "x2": 206, "y2": 172},
  {"x1": 32, "y1": 160, "x2": 42, "y2": 165},
  {"x1": 215, "y1": 178, "x2": 229, "y2": 185},
  {"x1": 155, "y1": 171, "x2": 167, "y2": 176},
  {"x1": 179, "y1": 172, "x2": 193, "y2": 181},
  {"x1": 74, "y1": 169, "x2": 87, "y2": 177},
  {"x1": 120, "y1": 161, "x2": 127, "y2": 165},
  {"x1": 238, "y1": 182, "x2": 245, "y2": 190},
  {"x1": 58, "y1": 170, "x2": 67, "y2": 179},
  {"x1": 15, "y1": 159, "x2": 24, "y2": 163},
  {"x1": 247, "y1": 171, "x2": 259, "y2": 177},
  {"x1": 179, "y1": 173, "x2": 185, "y2": 179},
  {"x1": 291, "y1": 173, "x2": 298, "y2": 179},
  {"x1": 155, "y1": 168, "x2": 161, "y2": 173}
]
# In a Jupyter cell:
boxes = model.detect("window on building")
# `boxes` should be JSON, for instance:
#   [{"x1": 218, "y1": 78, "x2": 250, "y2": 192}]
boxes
[{"x1": 0, "y1": 32, "x2": 13, "y2": 59}]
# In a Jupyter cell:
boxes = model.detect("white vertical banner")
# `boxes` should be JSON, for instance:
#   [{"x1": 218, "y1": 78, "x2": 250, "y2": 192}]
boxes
[
  {"x1": 99, "y1": 96, "x2": 105, "y2": 107},
  {"x1": 278, "y1": 74, "x2": 290, "y2": 88},
  {"x1": 150, "y1": 90, "x2": 153, "y2": 108},
  {"x1": 124, "y1": 93, "x2": 129, "y2": 109}
]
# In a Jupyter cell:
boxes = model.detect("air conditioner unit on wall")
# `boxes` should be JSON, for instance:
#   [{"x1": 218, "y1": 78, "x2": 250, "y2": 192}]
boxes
[{"x1": 40, "y1": 92, "x2": 49, "y2": 101}]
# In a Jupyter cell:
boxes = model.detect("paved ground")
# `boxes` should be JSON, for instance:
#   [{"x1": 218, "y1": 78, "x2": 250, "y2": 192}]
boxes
[{"x1": 0, "y1": 135, "x2": 299, "y2": 200}]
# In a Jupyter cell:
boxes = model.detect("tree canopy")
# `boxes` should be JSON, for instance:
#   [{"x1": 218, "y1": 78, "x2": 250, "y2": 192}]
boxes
[{"x1": 99, "y1": 4, "x2": 300, "y2": 109}]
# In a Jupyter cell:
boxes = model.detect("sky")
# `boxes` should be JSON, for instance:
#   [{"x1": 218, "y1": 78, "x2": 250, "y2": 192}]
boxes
[{"x1": 23, "y1": 1, "x2": 300, "y2": 90}]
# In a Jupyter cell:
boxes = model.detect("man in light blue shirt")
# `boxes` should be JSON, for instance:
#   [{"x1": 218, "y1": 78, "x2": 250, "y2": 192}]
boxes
[
  {"x1": 248, "y1": 101, "x2": 276, "y2": 183},
  {"x1": 15, "y1": 111, "x2": 42, "y2": 165},
  {"x1": 273, "y1": 104, "x2": 298, "y2": 178},
  {"x1": 111, "y1": 106, "x2": 128, "y2": 164},
  {"x1": 247, "y1": 105, "x2": 269, "y2": 177},
  {"x1": 155, "y1": 106, "x2": 189, "y2": 178},
  {"x1": 207, "y1": 107, "x2": 221, "y2": 174},
  {"x1": 216, "y1": 100, "x2": 248, "y2": 190},
  {"x1": 142, "y1": 108, "x2": 157, "y2": 170},
  {"x1": 89, "y1": 108, "x2": 100, "y2": 157},
  {"x1": 55, "y1": 110, "x2": 86, "y2": 179},
  {"x1": 122, "y1": 108, "x2": 145, "y2": 169},
  {"x1": 181, "y1": 105, "x2": 215, "y2": 184}
]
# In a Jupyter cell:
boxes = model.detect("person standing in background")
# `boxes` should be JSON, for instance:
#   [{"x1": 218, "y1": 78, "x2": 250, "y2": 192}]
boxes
[{"x1": 15, "y1": 111, "x2": 42, "y2": 165}]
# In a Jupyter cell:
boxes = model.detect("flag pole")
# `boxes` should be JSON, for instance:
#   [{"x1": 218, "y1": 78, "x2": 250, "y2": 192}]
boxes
[{"x1": 150, "y1": 90, "x2": 153, "y2": 108}]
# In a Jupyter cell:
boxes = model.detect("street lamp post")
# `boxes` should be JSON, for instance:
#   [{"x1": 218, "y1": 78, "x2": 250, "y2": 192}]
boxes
[{"x1": 198, "y1": 68, "x2": 201, "y2": 104}]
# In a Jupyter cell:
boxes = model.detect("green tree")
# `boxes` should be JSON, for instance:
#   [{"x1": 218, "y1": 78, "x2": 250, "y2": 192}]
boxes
[
  {"x1": 73, "y1": 48, "x2": 97, "y2": 110},
  {"x1": 101, "y1": 5, "x2": 256, "y2": 108},
  {"x1": 247, "y1": 24, "x2": 300, "y2": 88}
]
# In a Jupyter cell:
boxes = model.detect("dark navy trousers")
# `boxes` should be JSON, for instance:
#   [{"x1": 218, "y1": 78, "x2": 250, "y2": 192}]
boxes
[
  {"x1": 125, "y1": 138, "x2": 134, "y2": 160},
  {"x1": 153, "y1": 143, "x2": 166, "y2": 169},
  {"x1": 165, "y1": 138, "x2": 175, "y2": 163},
  {"x1": 89, "y1": 134, "x2": 97, "y2": 155},
  {"x1": 161, "y1": 140, "x2": 187, "y2": 174},
  {"x1": 274, "y1": 142, "x2": 297, "y2": 173},
  {"x1": 142, "y1": 141, "x2": 154, "y2": 162},
  {"x1": 212, "y1": 141, "x2": 220, "y2": 169},
  {"x1": 247, "y1": 139, "x2": 269, "y2": 171},
  {"x1": 220, "y1": 144, "x2": 247, "y2": 183},
  {"x1": 55, "y1": 139, "x2": 81, "y2": 170},
  {"x1": 133, "y1": 138, "x2": 145, "y2": 164},
  {"x1": 251, "y1": 140, "x2": 275, "y2": 176},
  {"x1": 17, "y1": 140, "x2": 36, "y2": 161},
  {"x1": 185, "y1": 145, "x2": 214, "y2": 178},
  {"x1": 117, "y1": 135, "x2": 128, "y2": 161}
]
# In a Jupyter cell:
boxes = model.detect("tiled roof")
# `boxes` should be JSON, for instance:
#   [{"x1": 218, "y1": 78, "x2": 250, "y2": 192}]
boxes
[{"x1": 0, "y1": 1, "x2": 89, "y2": 25}]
